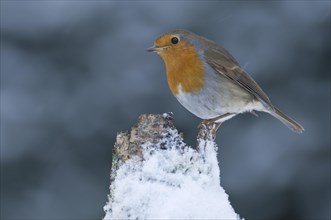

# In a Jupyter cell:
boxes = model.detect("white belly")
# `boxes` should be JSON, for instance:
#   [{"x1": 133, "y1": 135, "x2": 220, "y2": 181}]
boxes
[{"x1": 175, "y1": 73, "x2": 264, "y2": 120}]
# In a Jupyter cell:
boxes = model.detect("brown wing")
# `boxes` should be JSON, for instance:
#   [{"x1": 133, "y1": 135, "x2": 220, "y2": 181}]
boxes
[{"x1": 204, "y1": 44, "x2": 274, "y2": 111}]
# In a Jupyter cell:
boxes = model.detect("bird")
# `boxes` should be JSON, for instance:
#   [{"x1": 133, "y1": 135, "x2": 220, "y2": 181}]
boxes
[{"x1": 147, "y1": 29, "x2": 304, "y2": 133}]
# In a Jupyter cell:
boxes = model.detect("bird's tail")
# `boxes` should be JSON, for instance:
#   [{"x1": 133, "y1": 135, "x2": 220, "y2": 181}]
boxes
[{"x1": 269, "y1": 107, "x2": 304, "y2": 134}]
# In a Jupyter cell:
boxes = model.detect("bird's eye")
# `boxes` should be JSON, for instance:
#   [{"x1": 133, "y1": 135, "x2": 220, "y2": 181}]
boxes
[{"x1": 171, "y1": 37, "x2": 179, "y2": 44}]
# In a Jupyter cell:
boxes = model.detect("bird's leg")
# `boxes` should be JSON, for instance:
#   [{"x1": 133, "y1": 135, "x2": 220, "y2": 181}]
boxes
[
  {"x1": 199, "y1": 113, "x2": 234, "y2": 134},
  {"x1": 210, "y1": 113, "x2": 235, "y2": 123},
  {"x1": 198, "y1": 119, "x2": 220, "y2": 139},
  {"x1": 197, "y1": 113, "x2": 234, "y2": 153}
]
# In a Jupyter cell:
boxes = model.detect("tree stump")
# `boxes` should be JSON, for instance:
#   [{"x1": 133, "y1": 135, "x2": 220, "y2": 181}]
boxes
[{"x1": 104, "y1": 113, "x2": 240, "y2": 219}]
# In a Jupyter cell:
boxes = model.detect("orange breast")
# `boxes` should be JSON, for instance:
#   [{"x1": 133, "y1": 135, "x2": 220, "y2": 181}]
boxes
[{"x1": 159, "y1": 44, "x2": 205, "y2": 96}]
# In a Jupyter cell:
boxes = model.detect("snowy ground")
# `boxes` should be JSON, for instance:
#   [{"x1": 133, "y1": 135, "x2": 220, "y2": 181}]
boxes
[{"x1": 104, "y1": 117, "x2": 241, "y2": 219}]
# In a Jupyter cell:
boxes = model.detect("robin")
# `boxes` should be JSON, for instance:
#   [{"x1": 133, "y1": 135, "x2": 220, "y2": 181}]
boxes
[{"x1": 147, "y1": 29, "x2": 304, "y2": 133}]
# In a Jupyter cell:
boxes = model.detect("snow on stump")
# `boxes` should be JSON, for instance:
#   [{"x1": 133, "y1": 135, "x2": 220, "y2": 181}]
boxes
[{"x1": 103, "y1": 113, "x2": 241, "y2": 219}]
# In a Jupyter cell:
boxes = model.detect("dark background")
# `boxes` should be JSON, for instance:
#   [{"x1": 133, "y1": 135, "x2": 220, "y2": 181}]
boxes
[{"x1": 1, "y1": 1, "x2": 330, "y2": 220}]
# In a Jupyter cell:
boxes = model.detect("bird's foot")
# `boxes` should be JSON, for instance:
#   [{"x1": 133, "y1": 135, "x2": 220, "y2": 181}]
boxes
[
  {"x1": 196, "y1": 113, "x2": 235, "y2": 152},
  {"x1": 198, "y1": 119, "x2": 221, "y2": 137},
  {"x1": 197, "y1": 113, "x2": 234, "y2": 139},
  {"x1": 197, "y1": 119, "x2": 221, "y2": 144}
]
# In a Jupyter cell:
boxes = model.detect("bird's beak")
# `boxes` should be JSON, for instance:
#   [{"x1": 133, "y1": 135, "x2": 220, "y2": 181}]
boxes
[
  {"x1": 146, "y1": 45, "x2": 169, "y2": 53},
  {"x1": 146, "y1": 45, "x2": 159, "y2": 52}
]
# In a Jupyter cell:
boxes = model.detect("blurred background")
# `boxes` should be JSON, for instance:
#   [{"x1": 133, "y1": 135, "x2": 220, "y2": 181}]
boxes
[{"x1": 1, "y1": 1, "x2": 330, "y2": 220}]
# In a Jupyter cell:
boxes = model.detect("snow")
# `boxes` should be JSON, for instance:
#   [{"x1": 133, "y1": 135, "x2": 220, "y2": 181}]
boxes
[{"x1": 104, "y1": 120, "x2": 241, "y2": 219}]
